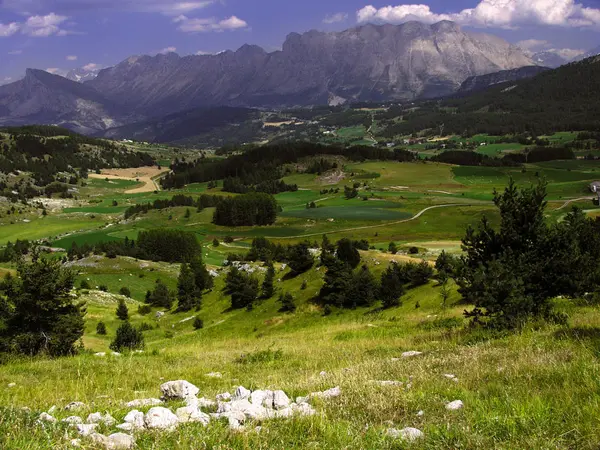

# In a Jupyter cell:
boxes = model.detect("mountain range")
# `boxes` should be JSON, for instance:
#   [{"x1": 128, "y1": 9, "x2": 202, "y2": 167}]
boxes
[{"x1": 0, "y1": 20, "x2": 546, "y2": 135}]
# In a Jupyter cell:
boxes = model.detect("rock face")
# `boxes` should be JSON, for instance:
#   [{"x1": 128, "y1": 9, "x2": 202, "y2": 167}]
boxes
[
  {"x1": 457, "y1": 66, "x2": 550, "y2": 93},
  {"x1": 88, "y1": 20, "x2": 532, "y2": 116}
]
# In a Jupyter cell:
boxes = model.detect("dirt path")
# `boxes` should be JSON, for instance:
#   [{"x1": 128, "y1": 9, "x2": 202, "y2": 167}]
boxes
[
  {"x1": 551, "y1": 197, "x2": 595, "y2": 211},
  {"x1": 267, "y1": 203, "x2": 474, "y2": 240},
  {"x1": 88, "y1": 167, "x2": 169, "y2": 194}
]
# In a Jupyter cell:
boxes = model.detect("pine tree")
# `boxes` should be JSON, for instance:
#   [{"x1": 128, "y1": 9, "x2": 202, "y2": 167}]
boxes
[
  {"x1": 287, "y1": 242, "x2": 314, "y2": 274},
  {"x1": 261, "y1": 262, "x2": 275, "y2": 299},
  {"x1": 190, "y1": 257, "x2": 213, "y2": 291},
  {"x1": 116, "y1": 299, "x2": 129, "y2": 321},
  {"x1": 193, "y1": 317, "x2": 204, "y2": 330},
  {"x1": 110, "y1": 322, "x2": 144, "y2": 352},
  {"x1": 380, "y1": 264, "x2": 405, "y2": 308},
  {"x1": 278, "y1": 292, "x2": 296, "y2": 312},
  {"x1": 388, "y1": 242, "x2": 398, "y2": 254},
  {"x1": 148, "y1": 280, "x2": 174, "y2": 309},
  {"x1": 177, "y1": 263, "x2": 200, "y2": 312},
  {"x1": 336, "y1": 238, "x2": 361, "y2": 269},
  {"x1": 96, "y1": 321, "x2": 107, "y2": 335}
]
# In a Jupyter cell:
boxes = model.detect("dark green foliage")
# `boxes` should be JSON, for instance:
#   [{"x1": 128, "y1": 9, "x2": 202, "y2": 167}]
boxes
[
  {"x1": 137, "y1": 229, "x2": 201, "y2": 263},
  {"x1": 435, "y1": 251, "x2": 457, "y2": 279},
  {"x1": 319, "y1": 256, "x2": 354, "y2": 308},
  {"x1": 213, "y1": 192, "x2": 278, "y2": 227},
  {"x1": 110, "y1": 322, "x2": 144, "y2": 352},
  {"x1": 137, "y1": 304, "x2": 152, "y2": 315},
  {"x1": 193, "y1": 317, "x2": 204, "y2": 330},
  {"x1": 321, "y1": 234, "x2": 334, "y2": 253},
  {"x1": 224, "y1": 236, "x2": 234, "y2": 244},
  {"x1": 119, "y1": 287, "x2": 131, "y2": 298},
  {"x1": 388, "y1": 242, "x2": 398, "y2": 254},
  {"x1": 0, "y1": 258, "x2": 85, "y2": 357},
  {"x1": 116, "y1": 299, "x2": 129, "y2": 321},
  {"x1": 98, "y1": 285, "x2": 109, "y2": 292},
  {"x1": 408, "y1": 247, "x2": 419, "y2": 255},
  {"x1": 176, "y1": 263, "x2": 201, "y2": 312},
  {"x1": 278, "y1": 292, "x2": 296, "y2": 313},
  {"x1": 380, "y1": 264, "x2": 405, "y2": 308},
  {"x1": 212, "y1": 238, "x2": 220, "y2": 247},
  {"x1": 410, "y1": 261, "x2": 434, "y2": 286},
  {"x1": 184, "y1": 208, "x2": 191, "y2": 219},
  {"x1": 223, "y1": 176, "x2": 297, "y2": 194},
  {"x1": 261, "y1": 262, "x2": 275, "y2": 299},
  {"x1": 344, "y1": 185, "x2": 358, "y2": 199},
  {"x1": 96, "y1": 321, "x2": 107, "y2": 335},
  {"x1": 336, "y1": 239, "x2": 361, "y2": 269},
  {"x1": 225, "y1": 267, "x2": 259, "y2": 310},
  {"x1": 146, "y1": 280, "x2": 174, "y2": 310},
  {"x1": 287, "y1": 242, "x2": 314, "y2": 274},
  {"x1": 190, "y1": 257, "x2": 214, "y2": 292},
  {"x1": 346, "y1": 265, "x2": 379, "y2": 308},
  {"x1": 80, "y1": 279, "x2": 91, "y2": 290}
]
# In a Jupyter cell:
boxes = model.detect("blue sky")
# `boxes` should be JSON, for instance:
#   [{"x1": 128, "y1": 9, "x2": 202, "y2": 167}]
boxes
[{"x1": 2, "y1": 0, "x2": 600, "y2": 84}]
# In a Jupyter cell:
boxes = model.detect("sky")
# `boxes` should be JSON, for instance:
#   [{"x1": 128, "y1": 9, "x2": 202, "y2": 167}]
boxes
[{"x1": 2, "y1": 0, "x2": 600, "y2": 84}]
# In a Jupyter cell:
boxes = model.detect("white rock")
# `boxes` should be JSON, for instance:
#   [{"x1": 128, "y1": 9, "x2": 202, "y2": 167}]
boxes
[
  {"x1": 38, "y1": 412, "x2": 57, "y2": 423},
  {"x1": 125, "y1": 398, "x2": 163, "y2": 408},
  {"x1": 160, "y1": 380, "x2": 199, "y2": 400},
  {"x1": 446, "y1": 400, "x2": 464, "y2": 411},
  {"x1": 89, "y1": 433, "x2": 108, "y2": 446},
  {"x1": 106, "y1": 432, "x2": 135, "y2": 449},
  {"x1": 205, "y1": 372, "x2": 222, "y2": 378},
  {"x1": 272, "y1": 390, "x2": 290, "y2": 410},
  {"x1": 319, "y1": 371, "x2": 327, "y2": 377},
  {"x1": 116, "y1": 423, "x2": 134, "y2": 432},
  {"x1": 290, "y1": 402, "x2": 316, "y2": 416},
  {"x1": 123, "y1": 410, "x2": 145, "y2": 429},
  {"x1": 250, "y1": 390, "x2": 272, "y2": 407},
  {"x1": 401, "y1": 351, "x2": 423, "y2": 358},
  {"x1": 195, "y1": 397, "x2": 217, "y2": 409},
  {"x1": 144, "y1": 407, "x2": 179, "y2": 430},
  {"x1": 76, "y1": 423, "x2": 98, "y2": 436},
  {"x1": 64, "y1": 401, "x2": 86, "y2": 411},
  {"x1": 62, "y1": 416, "x2": 83, "y2": 425},
  {"x1": 86, "y1": 412, "x2": 116, "y2": 426},
  {"x1": 47, "y1": 405, "x2": 57, "y2": 414},
  {"x1": 233, "y1": 386, "x2": 251, "y2": 401},
  {"x1": 373, "y1": 380, "x2": 403, "y2": 387},
  {"x1": 94, "y1": 352, "x2": 106, "y2": 357},
  {"x1": 111, "y1": 352, "x2": 122, "y2": 357},
  {"x1": 176, "y1": 406, "x2": 210, "y2": 425},
  {"x1": 216, "y1": 392, "x2": 232, "y2": 402},
  {"x1": 313, "y1": 386, "x2": 341, "y2": 400},
  {"x1": 7, "y1": 382, "x2": 16, "y2": 388},
  {"x1": 155, "y1": 311, "x2": 165, "y2": 319},
  {"x1": 417, "y1": 410, "x2": 424, "y2": 417},
  {"x1": 70, "y1": 438, "x2": 82, "y2": 447},
  {"x1": 387, "y1": 427, "x2": 424, "y2": 442}
]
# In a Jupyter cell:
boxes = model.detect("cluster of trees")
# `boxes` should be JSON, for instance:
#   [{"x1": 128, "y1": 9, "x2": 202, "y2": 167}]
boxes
[
  {"x1": 176, "y1": 258, "x2": 214, "y2": 312},
  {"x1": 222, "y1": 177, "x2": 297, "y2": 195},
  {"x1": 0, "y1": 239, "x2": 31, "y2": 262},
  {"x1": 124, "y1": 194, "x2": 223, "y2": 219},
  {"x1": 213, "y1": 192, "x2": 278, "y2": 227},
  {"x1": 161, "y1": 142, "x2": 417, "y2": 190}
]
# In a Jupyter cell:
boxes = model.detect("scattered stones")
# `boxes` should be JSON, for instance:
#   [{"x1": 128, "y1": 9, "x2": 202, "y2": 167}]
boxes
[
  {"x1": 144, "y1": 407, "x2": 179, "y2": 430},
  {"x1": 401, "y1": 351, "x2": 423, "y2": 358},
  {"x1": 205, "y1": 372, "x2": 222, "y2": 378},
  {"x1": 106, "y1": 432, "x2": 135, "y2": 449},
  {"x1": 123, "y1": 410, "x2": 145, "y2": 429},
  {"x1": 116, "y1": 423, "x2": 134, "y2": 432},
  {"x1": 111, "y1": 352, "x2": 122, "y2": 357},
  {"x1": 125, "y1": 398, "x2": 163, "y2": 408},
  {"x1": 64, "y1": 401, "x2": 86, "y2": 411},
  {"x1": 387, "y1": 427, "x2": 424, "y2": 442},
  {"x1": 298, "y1": 386, "x2": 341, "y2": 404},
  {"x1": 62, "y1": 416, "x2": 83, "y2": 425},
  {"x1": 176, "y1": 406, "x2": 210, "y2": 425},
  {"x1": 38, "y1": 412, "x2": 57, "y2": 423},
  {"x1": 194, "y1": 397, "x2": 217, "y2": 408},
  {"x1": 216, "y1": 392, "x2": 232, "y2": 402},
  {"x1": 76, "y1": 423, "x2": 98, "y2": 437},
  {"x1": 70, "y1": 438, "x2": 82, "y2": 447},
  {"x1": 272, "y1": 390, "x2": 291, "y2": 410},
  {"x1": 233, "y1": 386, "x2": 251, "y2": 401},
  {"x1": 160, "y1": 380, "x2": 199, "y2": 401},
  {"x1": 446, "y1": 400, "x2": 464, "y2": 411},
  {"x1": 87, "y1": 412, "x2": 116, "y2": 426}
]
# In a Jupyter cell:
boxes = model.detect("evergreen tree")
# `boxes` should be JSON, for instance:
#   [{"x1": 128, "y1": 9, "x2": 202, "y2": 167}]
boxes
[
  {"x1": 287, "y1": 242, "x2": 314, "y2": 274},
  {"x1": 96, "y1": 321, "x2": 107, "y2": 335},
  {"x1": 0, "y1": 257, "x2": 85, "y2": 357},
  {"x1": 193, "y1": 317, "x2": 204, "y2": 330},
  {"x1": 190, "y1": 257, "x2": 214, "y2": 292},
  {"x1": 110, "y1": 322, "x2": 144, "y2": 352},
  {"x1": 346, "y1": 265, "x2": 378, "y2": 308},
  {"x1": 184, "y1": 208, "x2": 191, "y2": 219},
  {"x1": 319, "y1": 256, "x2": 353, "y2": 307},
  {"x1": 177, "y1": 263, "x2": 200, "y2": 312},
  {"x1": 388, "y1": 242, "x2": 398, "y2": 254},
  {"x1": 116, "y1": 299, "x2": 129, "y2": 321},
  {"x1": 380, "y1": 264, "x2": 405, "y2": 308},
  {"x1": 336, "y1": 238, "x2": 361, "y2": 269},
  {"x1": 119, "y1": 286, "x2": 131, "y2": 298},
  {"x1": 148, "y1": 280, "x2": 174, "y2": 309},
  {"x1": 261, "y1": 262, "x2": 275, "y2": 299},
  {"x1": 278, "y1": 292, "x2": 296, "y2": 312}
]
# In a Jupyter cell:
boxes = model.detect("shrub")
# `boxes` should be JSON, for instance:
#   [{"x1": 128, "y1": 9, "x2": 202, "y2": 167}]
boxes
[
  {"x1": 99, "y1": 284, "x2": 109, "y2": 292},
  {"x1": 138, "y1": 322, "x2": 154, "y2": 332},
  {"x1": 119, "y1": 286, "x2": 131, "y2": 298},
  {"x1": 110, "y1": 322, "x2": 144, "y2": 352},
  {"x1": 278, "y1": 292, "x2": 296, "y2": 313},
  {"x1": 116, "y1": 299, "x2": 129, "y2": 321},
  {"x1": 193, "y1": 317, "x2": 204, "y2": 330},
  {"x1": 224, "y1": 236, "x2": 234, "y2": 244},
  {"x1": 212, "y1": 238, "x2": 220, "y2": 247},
  {"x1": 323, "y1": 305, "x2": 332, "y2": 316},
  {"x1": 388, "y1": 242, "x2": 398, "y2": 254},
  {"x1": 408, "y1": 246, "x2": 419, "y2": 255},
  {"x1": 96, "y1": 321, "x2": 107, "y2": 335},
  {"x1": 237, "y1": 348, "x2": 283, "y2": 364},
  {"x1": 137, "y1": 304, "x2": 152, "y2": 315},
  {"x1": 80, "y1": 279, "x2": 91, "y2": 290}
]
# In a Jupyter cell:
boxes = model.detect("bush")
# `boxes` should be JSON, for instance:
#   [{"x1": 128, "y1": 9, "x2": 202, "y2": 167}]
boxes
[
  {"x1": 138, "y1": 322, "x2": 154, "y2": 332},
  {"x1": 193, "y1": 317, "x2": 204, "y2": 330},
  {"x1": 137, "y1": 304, "x2": 152, "y2": 315},
  {"x1": 323, "y1": 305, "x2": 332, "y2": 316},
  {"x1": 278, "y1": 292, "x2": 296, "y2": 313},
  {"x1": 116, "y1": 299, "x2": 129, "y2": 321},
  {"x1": 80, "y1": 279, "x2": 91, "y2": 290},
  {"x1": 110, "y1": 322, "x2": 144, "y2": 352},
  {"x1": 119, "y1": 286, "x2": 131, "y2": 298},
  {"x1": 224, "y1": 236, "x2": 234, "y2": 243},
  {"x1": 212, "y1": 238, "x2": 220, "y2": 247},
  {"x1": 408, "y1": 246, "x2": 419, "y2": 255},
  {"x1": 96, "y1": 321, "x2": 107, "y2": 335},
  {"x1": 99, "y1": 284, "x2": 109, "y2": 292}
]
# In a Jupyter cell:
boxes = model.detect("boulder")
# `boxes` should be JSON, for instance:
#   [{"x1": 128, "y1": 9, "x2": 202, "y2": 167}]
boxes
[
  {"x1": 62, "y1": 416, "x2": 83, "y2": 425},
  {"x1": 70, "y1": 438, "x2": 82, "y2": 447},
  {"x1": 216, "y1": 392, "x2": 232, "y2": 401},
  {"x1": 233, "y1": 386, "x2": 251, "y2": 401},
  {"x1": 123, "y1": 410, "x2": 145, "y2": 429},
  {"x1": 272, "y1": 390, "x2": 291, "y2": 410},
  {"x1": 160, "y1": 380, "x2": 199, "y2": 400},
  {"x1": 175, "y1": 406, "x2": 210, "y2": 425},
  {"x1": 116, "y1": 423, "x2": 134, "y2": 432},
  {"x1": 194, "y1": 397, "x2": 217, "y2": 409},
  {"x1": 250, "y1": 390, "x2": 272, "y2": 407},
  {"x1": 38, "y1": 412, "x2": 57, "y2": 423},
  {"x1": 126, "y1": 398, "x2": 162, "y2": 408},
  {"x1": 387, "y1": 427, "x2": 424, "y2": 442},
  {"x1": 144, "y1": 407, "x2": 179, "y2": 430},
  {"x1": 446, "y1": 400, "x2": 464, "y2": 411},
  {"x1": 76, "y1": 423, "x2": 98, "y2": 436},
  {"x1": 89, "y1": 433, "x2": 108, "y2": 446},
  {"x1": 64, "y1": 401, "x2": 86, "y2": 411},
  {"x1": 86, "y1": 412, "x2": 116, "y2": 426},
  {"x1": 106, "y1": 433, "x2": 135, "y2": 450}
]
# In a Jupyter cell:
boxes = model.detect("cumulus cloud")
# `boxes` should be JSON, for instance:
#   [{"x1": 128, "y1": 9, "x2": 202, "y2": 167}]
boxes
[
  {"x1": 22, "y1": 13, "x2": 69, "y2": 37},
  {"x1": 516, "y1": 39, "x2": 550, "y2": 52},
  {"x1": 1, "y1": 0, "x2": 214, "y2": 15},
  {"x1": 159, "y1": 46, "x2": 177, "y2": 54},
  {"x1": 82, "y1": 63, "x2": 101, "y2": 71},
  {"x1": 66, "y1": 55, "x2": 78, "y2": 61},
  {"x1": 0, "y1": 22, "x2": 20, "y2": 37},
  {"x1": 323, "y1": 13, "x2": 349, "y2": 24},
  {"x1": 45, "y1": 68, "x2": 64, "y2": 75},
  {"x1": 357, "y1": 0, "x2": 600, "y2": 29},
  {"x1": 175, "y1": 15, "x2": 248, "y2": 33}
]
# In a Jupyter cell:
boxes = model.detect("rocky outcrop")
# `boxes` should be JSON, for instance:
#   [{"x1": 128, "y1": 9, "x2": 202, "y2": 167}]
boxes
[{"x1": 457, "y1": 66, "x2": 550, "y2": 93}]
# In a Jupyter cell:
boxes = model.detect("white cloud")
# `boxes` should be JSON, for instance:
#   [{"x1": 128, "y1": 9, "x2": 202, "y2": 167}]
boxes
[
  {"x1": 550, "y1": 47, "x2": 585, "y2": 59},
  {"x1": 516, "y1": 39, "x2": 550, "y2": 52},
  {"x1": 22, "y1": 13, "x2": 69, "y2": 37},
  {"x1": 159, "y1": 46, "x2": 177, "y2": 54},
  {"x1": 8, "y1": 49, "x2": 23, "y2": 55},
  {"x1": 0, "y1": 22, "x2": 20, "y2": 37},
  {"x1": 66, "y1": 55, "x2": 78, "y2": 61},
  {"x1": 45, "y1": 68, "x2": 62, "y2": 74},
  {"x1": 323, "y1": 12, "x2": 349, "y2": 24},
  {"x1": 82, "y1": 63, "x2": 101, "y2": 71},
  {"x1": 175, "y1": 15, "x2": 248, "y2": 33},
  {"x1": 357, "y1": 0, "x2": 600, "y2": 29}
]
